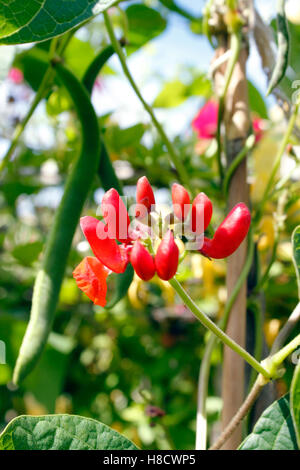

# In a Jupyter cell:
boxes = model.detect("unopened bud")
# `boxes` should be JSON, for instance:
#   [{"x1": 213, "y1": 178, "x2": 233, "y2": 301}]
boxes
[
  {"x1": 130, "y1": 241, "x2": 156, "y2": 281},
  {"x1": 155, "y1": 230, "x2": 179, "y2": 281}
]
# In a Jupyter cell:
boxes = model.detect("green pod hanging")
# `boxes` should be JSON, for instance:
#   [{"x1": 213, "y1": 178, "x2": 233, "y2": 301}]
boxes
[{"x1": 13, "y1": 63, "x2": 100, "y2": 385}]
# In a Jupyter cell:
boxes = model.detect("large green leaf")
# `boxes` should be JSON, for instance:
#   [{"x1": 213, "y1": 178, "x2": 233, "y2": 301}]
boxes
[
  {"x1": 239, "y1": 395, "x2": 298, "y2": 450},
  {"x1": 292, "y1": 225, "x2": 300, "y2": 299},
  {"x1": 0, "y1": 0, "x2": 117, "y2": 45},
  {"x1": 126, "y1": 3, "x2": 167, "y2": 53},
  {"x1": 291, "y1": 362, "x2": 300, "y2": 447},
  {"x1": 0, "y1": 415, "x2": 139, "y2": 450}
]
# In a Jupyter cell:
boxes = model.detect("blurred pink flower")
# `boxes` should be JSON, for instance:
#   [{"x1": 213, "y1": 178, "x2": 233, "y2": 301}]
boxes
[
  {"x1": 192, "y1": 100, "x2": 265, "y2": 143},
  {"x1": 94, "y1": 76, "x2": 104, "y2": 92},
  {"x1": 253, "y1": 117, "x2": 264, "y2": 142},
  {"x1": 192, "y1": 100, "x2": 218, "y2": 139},
  {"x1": 8, "y1": 68, "x2": 23, "y2": 84}
]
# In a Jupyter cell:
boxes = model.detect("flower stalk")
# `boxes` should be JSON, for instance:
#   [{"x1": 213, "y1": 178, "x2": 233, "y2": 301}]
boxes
[{"x1": 169, "y1": 277, "x2": 271, "y2": 379}]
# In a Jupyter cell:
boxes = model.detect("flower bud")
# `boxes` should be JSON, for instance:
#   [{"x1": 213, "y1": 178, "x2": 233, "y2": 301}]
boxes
[
  {"x1": 155, "y1": 230, "x2": 179, "y2": 281},
  {"x1": 200, "y1": 203, "x2": 251, "y2": 259},
  {"x1": 136, "y1": 176, "x2": 155, "y2": 216},
  {"x1": 172, "y1": 183, "x2": 190, "y2": 220},
  {"x1": 191, "y1": 192, "x2": 213, "y2": 233},
  {"x1": 102, "y1": 188, "x2": 131, "y2": 243},
  {"x1": 130, "y1": 241, "x2": 156, "y2": 281}
]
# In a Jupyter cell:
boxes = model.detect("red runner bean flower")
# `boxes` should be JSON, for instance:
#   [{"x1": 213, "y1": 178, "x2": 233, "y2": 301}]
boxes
[{"x1": 73, "y1": 177, "x2": 251, "y2": 306}]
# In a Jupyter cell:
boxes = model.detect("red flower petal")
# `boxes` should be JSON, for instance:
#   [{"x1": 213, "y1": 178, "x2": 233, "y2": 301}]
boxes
[
  {"x1": 101, "y1": 188, "x2": 131, "y2": 243},
  {"x1": 136, "y1": 176, "x2": 155, "y2": 217},
  {"x1": 200, "y1": 203, "x2": 251, "y2": 259},
  {"x1": 155, "y1": 230, "x2": 179, "y2": 281},
  {"x1": 130, "y1": 241, "x2": 156, "y2": 281},
  {"x1": 80, "y1": 216, "x2": 128, "y2": 273},
  {"x1": 191, "y1": 192, "x2": 213, "y2": 233},
  {"x1": 73, "y1": 256, "x2": 109, "y2": 306},
  {"x1": 172, "y1": 183, "x2": 190, "y2": 220}
]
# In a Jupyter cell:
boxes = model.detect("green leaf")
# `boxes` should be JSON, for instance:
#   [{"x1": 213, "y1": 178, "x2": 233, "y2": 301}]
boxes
[
  {"x1": 248, "y1": 81, "x2": 268, "y2": 119},
  {"x1": 0, "y1": 414, "x2": 139, "y2": 450},
  {"x1": 153, "y1": 80, "x2": 187, "y2": 108},
  {"x1": 239, "y1": 395, "x2": 298, "y2": 450},
  {"x1": 187, "y1": 75, "x2": 211, "y2": 97},
  {"x1": 158, "y1": 0, "x2": 197, "y2": 21},
  {"x1": 291, "y1": 361, "x2": 300, "y2": 447},
  {"x1": 14, "y1": 45, "x2": 51, "y2": 92},
  {"x1": 0, "y1": 0, "x2": 118, "y2": 45},
  {"x1": 292, "y1": 225, "x2": 300, "y2": 299},
  {"x1": 106, "y1": 124, "x2": 146, "y2": 152},
  {"x1": 153, "y1": 75, "x2": 211, "y2": 108},
  {"x1": 126, "y1": 4, "x2": 167, "y2": 53},
  {"x1": 12, "y1": 241, "x2": 43, "y2": 266},
  {"x1": 63, "y1": 37, "x2": 95, "y2": 79}
]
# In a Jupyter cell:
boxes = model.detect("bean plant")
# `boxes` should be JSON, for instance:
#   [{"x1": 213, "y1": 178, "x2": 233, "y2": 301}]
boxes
[{"x1": 0, "y1": 0, "x2": 300, "y2": 451}]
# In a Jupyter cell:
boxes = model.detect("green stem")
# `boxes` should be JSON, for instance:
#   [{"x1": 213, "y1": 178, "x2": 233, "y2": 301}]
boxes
[
  {"x1": 255, "y1": 103, "x2": 299, "y2": 223},
  {"x1": 248, "y1": 303, "x2": 264, "y2": 391},
  {"x1": 196, "y1": 230, "x2": 254, "y2": 449},
  {"x1": 216, "y1": 32, "x2": 241, "y2": 185},
  {"x1": 0, "y1": 66, "x2": 54, "y2": 170},
  {"x1": 169, "y1": 276, "x2": 271, "y2": 379},
  {"x1": 271, "y1": 302, "x2": 300, "y2": 355},
  {"x1": 0, "y1": 34, "x2": 72, "y2": 172},
  {"x1": 103, "y1": 11, "x2": 193, "y2": 194},
  {"x1": 223, "y1": 134, "x2": 255, "y2": 195},
  {"x1": 266, "y1": 333, "x2": 300, "y2": 374},
  {"x1": 253, "y1": 237, "x2": 279, "y2": 293}
]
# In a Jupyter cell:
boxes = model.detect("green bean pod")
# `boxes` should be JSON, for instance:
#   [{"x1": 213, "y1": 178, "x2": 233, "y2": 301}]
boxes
[
  {"x1": 82, "y1": 45, "x2": 134, "y2": 305},
  {"x1": 13, "y1": 62, "x2": 100, "y2": 385},
  {"x1": 82, "y1": 44, "x2": 115, "y2": 95},
  {"x1": 267, "y1": 0, "x2": 290, "y2": 96},
  {"x1": 82, "y1": 44, "x2": 124, "y2": 194}
]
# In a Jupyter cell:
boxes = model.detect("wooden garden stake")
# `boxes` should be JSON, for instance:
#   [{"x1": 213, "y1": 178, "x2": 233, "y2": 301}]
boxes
[{"x1": 213, "y1": 40, "x2": 251, "y2": 449}]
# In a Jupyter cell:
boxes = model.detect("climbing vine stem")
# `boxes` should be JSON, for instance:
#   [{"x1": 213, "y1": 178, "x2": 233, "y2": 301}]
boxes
[
  {"x1": 216, "y1": 31, "x2": 241, "y2": 185},
  {"x1": 0, "y1": 33, "x2": 73, "y2": 172},
  {"x1": 103, "y1": 10, "x2": 193, "y2": 195}
]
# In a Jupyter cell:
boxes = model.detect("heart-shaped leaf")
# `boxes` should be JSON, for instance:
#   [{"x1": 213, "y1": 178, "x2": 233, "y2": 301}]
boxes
[
  {"x1": 239, "y1": 395, "x2": 298, "y2": 450},
  {"x1": 291, "y1": 361, "x2": 300, "y2": 447},
  {"x1": 0, "y1": 0, "x2": 117, "y2": 45},
  {"x1": 292, "y1": 225, "x2": 300, "y2": 299},
  {"x1": 0, "y1": 414, "x2": 139, "y2": 450}
]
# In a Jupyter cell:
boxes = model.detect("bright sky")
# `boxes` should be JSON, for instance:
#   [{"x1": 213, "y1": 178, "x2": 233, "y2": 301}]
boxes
[
  {"x1": 94, "y1": 0, "x2": 276, "y2": 137},
  {"x1": 0, "y1": 0, "x2": 281, "y2": 216}
]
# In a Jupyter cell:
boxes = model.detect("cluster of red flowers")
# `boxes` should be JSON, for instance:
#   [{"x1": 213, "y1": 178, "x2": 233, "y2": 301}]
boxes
[{"x1": 73, "y1": 176, "x2": 251, "y2": 307}]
